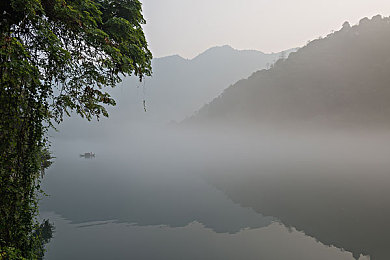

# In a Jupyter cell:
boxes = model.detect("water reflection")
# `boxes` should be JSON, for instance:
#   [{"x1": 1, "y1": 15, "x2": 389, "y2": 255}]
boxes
[
  {"x1": 208, "y1": 145, "x2": 390, "y2": 260},
  {"x1": 33, "y1": 219, "x2": 55, "y2": 260},
  {"x1": 40, "y1": 129, "x2": 385, "y2": 259},
  {"x1": 41, "y1": 212, "x2": 366, "y2": 260},
  {"x1": 40, "y1": 155, "x2": 272, "y2": 234}
]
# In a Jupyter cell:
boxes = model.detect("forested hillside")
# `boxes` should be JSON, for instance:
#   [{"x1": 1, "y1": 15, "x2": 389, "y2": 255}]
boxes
[{"x1": 192, "y1": 15, "x2": 390, "y2": 129}]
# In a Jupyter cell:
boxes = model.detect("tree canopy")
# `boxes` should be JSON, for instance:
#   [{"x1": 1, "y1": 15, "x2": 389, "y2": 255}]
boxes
[
  {"x1": 0, "y1": 0, "x2": 152, "y2": 258},
  {"x1": 1, "y1": 0, "x2": 152, "y2": 121}
]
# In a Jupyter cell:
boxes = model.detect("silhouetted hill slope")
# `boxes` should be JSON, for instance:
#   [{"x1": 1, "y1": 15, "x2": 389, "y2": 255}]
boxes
[{"x1": 191, "y1": 15, "x2": 390, "y2": 128}]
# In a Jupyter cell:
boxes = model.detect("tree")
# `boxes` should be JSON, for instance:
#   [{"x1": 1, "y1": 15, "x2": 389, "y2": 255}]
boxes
[{"x1": 0, "y1": 0, "x2": 152, "y2": 258}]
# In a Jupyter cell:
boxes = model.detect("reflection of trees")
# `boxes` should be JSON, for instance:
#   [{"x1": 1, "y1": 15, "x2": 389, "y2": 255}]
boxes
[{"x1": 33, "y1": 219, "x2": 55, "y2": 260}]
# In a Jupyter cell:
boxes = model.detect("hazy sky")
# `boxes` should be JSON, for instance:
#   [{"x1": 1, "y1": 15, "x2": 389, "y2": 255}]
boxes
[{"x1": 141, "y1": 0, "x2": 390, "y2": 59}]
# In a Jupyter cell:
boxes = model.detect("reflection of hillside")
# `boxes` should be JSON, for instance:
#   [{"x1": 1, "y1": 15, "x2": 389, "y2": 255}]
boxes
[
  {"x1": 40, "y1": 153, "x2": 273, "y2": 234},
  {"x1": 210, "y1": 162, "x2": 390, "y2": 260},
  {"x1": 192, "y1": 15, "x2": 390, "y2": 128},
  {"x1": 43, "y1": 212, "x2": 361, "y2": 260}
]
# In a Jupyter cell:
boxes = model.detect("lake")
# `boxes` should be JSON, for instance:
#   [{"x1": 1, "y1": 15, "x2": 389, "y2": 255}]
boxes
[{"x1": 40, "y1": 126, "x2": 390, "y2": 259}]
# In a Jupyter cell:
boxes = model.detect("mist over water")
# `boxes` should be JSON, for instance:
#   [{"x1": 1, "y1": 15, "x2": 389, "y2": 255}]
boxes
[
  {"x1": 39, "y1": 17, "x2": 390, "y2": 260},
  {"x1": 40, "y1": 121, "x2": 390, "y2": 259}
]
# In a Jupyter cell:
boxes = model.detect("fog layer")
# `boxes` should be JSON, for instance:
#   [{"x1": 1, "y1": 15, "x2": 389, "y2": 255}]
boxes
[{"x1": 42, "y1": 16, "x2": 390, "y2": 260}]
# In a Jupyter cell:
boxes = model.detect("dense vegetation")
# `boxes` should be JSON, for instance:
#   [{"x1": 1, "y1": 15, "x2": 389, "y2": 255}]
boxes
[
  {"x1": 0, "y1": 0, "x2": 151, "y2": 258},
  {"x1": 192, "y1": 15, "x2": 390, "y2": 128}
]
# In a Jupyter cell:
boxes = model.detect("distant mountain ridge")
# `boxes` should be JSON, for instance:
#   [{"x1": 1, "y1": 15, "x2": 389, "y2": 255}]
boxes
[
  {"x1": 114, "y1": 44, "x2": 296, "y2": 123},
  {"x1": 189, "y1": 15, "x2": 390, "y2": 129},
  {"x1": 54, "y1": 45, "x2": 295, "y2": 138}
]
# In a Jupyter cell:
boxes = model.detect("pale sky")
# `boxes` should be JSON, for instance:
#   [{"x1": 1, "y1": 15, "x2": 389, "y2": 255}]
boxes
[{"x1": 141, "y1": 0, "x2": 390, "y2": 59}]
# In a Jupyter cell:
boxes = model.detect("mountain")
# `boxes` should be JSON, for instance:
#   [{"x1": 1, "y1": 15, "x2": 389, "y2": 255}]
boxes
[
  {"x1": 190, "y1": 15, "x2": 390, "y2": 129},
  {"x1": 113, "y1": 45, "x2": 296, "y2": 123},
  {"x1": 53, "y1": 46, "x2": 295, "y2": 139}
]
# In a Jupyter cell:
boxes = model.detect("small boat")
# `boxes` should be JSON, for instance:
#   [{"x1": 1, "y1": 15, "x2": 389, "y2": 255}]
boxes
[{"x1": 80, "y1": 152, "x2": 95, "y2": 158}]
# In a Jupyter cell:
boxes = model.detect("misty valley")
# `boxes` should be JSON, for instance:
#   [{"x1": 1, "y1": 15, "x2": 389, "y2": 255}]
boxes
[{"x1": 38, "y1": 16, "x2": 390, "y2": 260}]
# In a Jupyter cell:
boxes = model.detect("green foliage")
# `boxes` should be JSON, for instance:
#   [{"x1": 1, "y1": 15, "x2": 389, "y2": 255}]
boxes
[
  {"x1": 1, "y1": 0, "x2": 152, "y2": 122},
  {"x1": 0, "y1": 220, "x2": 54, "y2": 260},
  {"x1": 0, "y1": 0, "x2": 151, "y2": 258},
  {"x1": 0, "y1": 246, "x2": 26, "y2": 260}
]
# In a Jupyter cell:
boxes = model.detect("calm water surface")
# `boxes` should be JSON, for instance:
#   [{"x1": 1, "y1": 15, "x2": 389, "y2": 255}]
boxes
[{"x1": 40, "y1": 129, "x2": 390, "y2": 259}]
